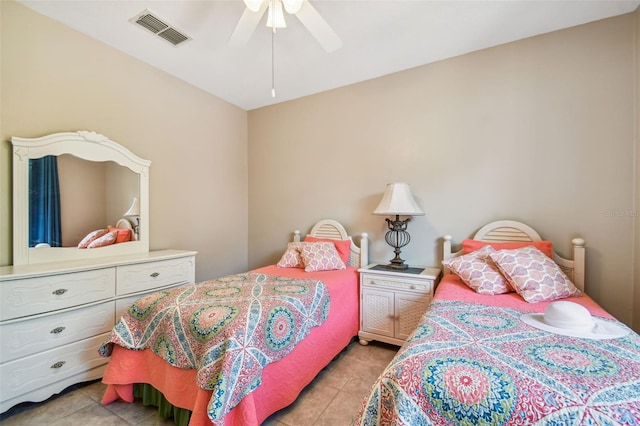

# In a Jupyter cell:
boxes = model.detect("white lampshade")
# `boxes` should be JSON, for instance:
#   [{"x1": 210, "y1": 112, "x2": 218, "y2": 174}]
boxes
[
  {"x1": 282, "y1": 0, "x2": 303, "y2": 14},
  {"x1": 373, "y1": 183, "x2": 424, "y2": 216},
  {"x1": 267, "y1": 0, "x2": 286, "y2": 28},
  {"x1": 124, "y1": 197, "x2": 140, "y2": 217}
]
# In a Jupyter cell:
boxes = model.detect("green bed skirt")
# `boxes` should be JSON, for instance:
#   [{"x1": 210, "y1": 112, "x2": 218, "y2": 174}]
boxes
[{"x1": 133, "y1": 383, "x2": 192, "y2": 426}]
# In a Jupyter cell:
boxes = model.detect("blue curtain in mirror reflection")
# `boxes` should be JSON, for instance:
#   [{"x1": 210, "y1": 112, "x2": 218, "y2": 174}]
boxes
[{"x1": 29, "y1": 156, "x2": 61, "y2": 247}]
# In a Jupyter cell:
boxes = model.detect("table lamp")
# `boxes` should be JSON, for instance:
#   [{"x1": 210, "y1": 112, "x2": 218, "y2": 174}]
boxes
[{"x1": 373, "y1": 183, "x2": 424, "y2": 270}]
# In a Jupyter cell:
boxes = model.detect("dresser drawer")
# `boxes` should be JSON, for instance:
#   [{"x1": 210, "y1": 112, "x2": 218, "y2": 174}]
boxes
[
  {"x1": 361, "y1": 274, "x2": 432, "y2": 294},
  {"x1": 0, "y1": 333, "x2": 110, "y2": 403},
  {"x1": 0, "y1": 268, "x2": 116, "y2": 321},
  {"x1": 116, "y1": 256, "x2": 194, "y2": 296},
  {"x1": 0, "y1": 302, "x2": 115, "y2": 363}
]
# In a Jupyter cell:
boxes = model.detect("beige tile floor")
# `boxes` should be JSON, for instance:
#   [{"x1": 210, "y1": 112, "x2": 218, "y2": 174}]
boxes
[{"x1": 0, "y1": 340, "x2": 397, "y2": 426}]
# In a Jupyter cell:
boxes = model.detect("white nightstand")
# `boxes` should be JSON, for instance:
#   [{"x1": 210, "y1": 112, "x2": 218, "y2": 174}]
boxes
[{"x1": 358, "y1": 263, "x2": 440, "y2": 346}]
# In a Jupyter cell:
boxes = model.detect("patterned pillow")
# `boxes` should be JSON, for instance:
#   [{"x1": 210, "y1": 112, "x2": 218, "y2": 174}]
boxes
[
  {"x1": 299, "y1": 242, "x2": 346, "y2": 272},
  {"x1": 78, "y1": 229, "x2": 109, "y2": 248},
  {"x1": 304, "y1": 236, "x2": 351, "y2": 264},
  {"x1": 442, "y1": 246, "x2": 512, "y2": 294},
  {"x1": 276, "y1": 242, "x2": 305, "y2": 268},
  {"x1": 87, "y1": 231, "x2": 118, "y2": 249},
  {"x1": 489, "y1": 246, "x2": 581, "y2": 303}
]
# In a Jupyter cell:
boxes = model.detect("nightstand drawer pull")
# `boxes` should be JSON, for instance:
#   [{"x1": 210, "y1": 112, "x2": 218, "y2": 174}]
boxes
[
  {"x1": 150, "y1": 272, "x2": 160, "y2": 278},
  {"x1": 50, "y1": 361, "x2": 66, "y2": 369},
  {"x1": 50, "y1": 326, "x2": 66, "y2": 334},
  {"x1": 52, "y1": 288, "x2": 68, "y2": 296}
]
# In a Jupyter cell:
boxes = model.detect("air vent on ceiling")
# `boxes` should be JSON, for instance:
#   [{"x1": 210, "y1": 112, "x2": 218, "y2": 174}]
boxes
[{"x1": 130, "y1": 10, "x2": 191, "y2": 47}]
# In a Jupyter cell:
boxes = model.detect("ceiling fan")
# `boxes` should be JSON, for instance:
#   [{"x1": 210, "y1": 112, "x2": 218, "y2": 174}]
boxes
[{"x1": 228, "y1": 0, "x2": 342, "y2": 53}]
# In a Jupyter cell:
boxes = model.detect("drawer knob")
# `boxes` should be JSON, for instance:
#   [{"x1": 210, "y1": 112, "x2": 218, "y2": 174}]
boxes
[
  {"x1": 50, "y1": 326, "x2": 66, "y2": 334},
  {"x1": 150, "y1": 272, "x2": 160, "y2": 278},
  {"x1": 51, "y1": 361, "x2": 66, "y2": 369},
  {"x1": 52, "y1": 288, "x2": 68, "y2": 296}
]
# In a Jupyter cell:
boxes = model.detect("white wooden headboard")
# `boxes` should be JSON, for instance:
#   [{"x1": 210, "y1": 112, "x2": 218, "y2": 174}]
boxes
[
  {"x1": 293, "y1": 219, "x2": 368, "y2": 268},
  {"x1": 443, "y1": 220, "x2": 586, "y2": 292}
]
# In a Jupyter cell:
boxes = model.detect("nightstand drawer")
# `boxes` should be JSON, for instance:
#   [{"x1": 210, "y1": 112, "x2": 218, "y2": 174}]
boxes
[{"x1": 362, "y1": 275, "x2": 432, "y2": 293}]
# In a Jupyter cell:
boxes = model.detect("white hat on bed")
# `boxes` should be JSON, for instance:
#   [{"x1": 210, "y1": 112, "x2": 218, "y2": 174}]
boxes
[{"x1": 520, "y1": 301, "x2": 629, "y2": 340}]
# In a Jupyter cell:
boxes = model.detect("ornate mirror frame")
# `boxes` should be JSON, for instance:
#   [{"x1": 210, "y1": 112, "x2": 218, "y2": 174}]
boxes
[{"x1": 11, "y1": 131, "x2": 150, "y2": 265}]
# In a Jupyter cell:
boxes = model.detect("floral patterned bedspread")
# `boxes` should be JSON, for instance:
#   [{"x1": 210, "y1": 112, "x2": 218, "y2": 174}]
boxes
[
  {"x1": 100, "y1": 273, "x2": 330, "y2": 424},
  {"x1": 355, "y1": 300, "x2": 640, "y2": 425}
]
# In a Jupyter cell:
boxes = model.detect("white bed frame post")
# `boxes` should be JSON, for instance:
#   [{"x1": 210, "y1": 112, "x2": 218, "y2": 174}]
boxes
[
  {"x1": 360, "y1": 233, "x2": 369, "y2": 267},
  {"x1": 442, "y1": 235, "x2": 453, "y2": 274},
  {"x1": 570, "y1": 238, "x2": 585, "y2": 291}
]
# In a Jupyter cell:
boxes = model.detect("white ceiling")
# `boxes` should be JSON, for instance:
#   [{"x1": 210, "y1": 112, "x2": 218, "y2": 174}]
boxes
[{"x1": 19, "y1": 0, "x2": 640, "y2": 111}]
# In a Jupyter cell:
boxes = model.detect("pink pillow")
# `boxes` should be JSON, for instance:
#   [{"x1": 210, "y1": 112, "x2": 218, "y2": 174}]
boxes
[
  {"x1": 462, "y1": 239, "x2": 554, "y2": 259},
  {"x1": 299, "y1": 242, "x2": 346, "y2": 272},
  {"x1": 108, "y1": 227, "x2": 132, "y2": 244},
  {"x1": 304, "y1": 236, "x2": 351, "y2": 265},
  {"x1": 86, "y1": 231, "x2": 118, "y2": 249},
  {"x1": 489, "y1": 246, "x2": 581, "y2": 303},
  {"x1": 442, "y1": 246, "x2": 512, "y2": 294},
  {"x1": 277, "y1": 242, "x2": 305, "y2": 268},
  {"x1": 78, "y1": 229, "x2": 109, "y2": 249}
]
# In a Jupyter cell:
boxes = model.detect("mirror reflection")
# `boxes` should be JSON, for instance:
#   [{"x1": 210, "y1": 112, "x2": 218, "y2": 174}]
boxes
[
  {"x1": 13, "y1": 130, "x2": 150, "y2": 265},
  {"x1": 29, "y1": 155, "x2": 139, "y2": 248}
]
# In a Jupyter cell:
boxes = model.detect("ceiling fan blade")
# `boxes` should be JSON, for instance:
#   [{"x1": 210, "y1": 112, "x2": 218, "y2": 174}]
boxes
[
  {"x1": 228, "y1": 1, "x2": 269, "y2": 46},
  {"x1": 295, "y1": 0, "x2": 342, "y2": 53}
]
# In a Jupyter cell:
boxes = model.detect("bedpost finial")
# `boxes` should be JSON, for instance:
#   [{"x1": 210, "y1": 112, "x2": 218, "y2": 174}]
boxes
[
  {"x1": 572, "y1": 238, "x2": 585, "y2": 247},
  {"x1": 361, "y1": 232, "x2": 369, "y2": 239},
  {"x1": 444, "y1": 235, "x2": 452, "y2": 241}
]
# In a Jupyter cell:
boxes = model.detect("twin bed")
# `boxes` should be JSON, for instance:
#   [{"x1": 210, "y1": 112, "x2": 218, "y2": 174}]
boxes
[
  {"x1": 355, "y1": 220, "x2": 640, "y2": 425},
  {"x1": 100, "y1": 218, "x2": 640, "y2": 425},
  {"x1": 100, "y1": 219, "x2": 368, "y2": 425}
]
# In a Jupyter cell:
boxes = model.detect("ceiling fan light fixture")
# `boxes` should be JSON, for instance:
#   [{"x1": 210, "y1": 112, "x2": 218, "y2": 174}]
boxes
[
  {"x1": 282, "y1": 0, "x2": 303, "y2": 14},
  {"x1": 267, "y1": 0, "x2": 286, "y2": 29},
  {"x1": 243, "y1": 0, "x2": 264, "y2": 13}
]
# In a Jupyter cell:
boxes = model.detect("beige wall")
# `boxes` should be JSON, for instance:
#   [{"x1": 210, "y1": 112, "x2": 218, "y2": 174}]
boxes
[
  {"x1": 249, "y1": 13, "x2": 638, "y2": 328},
  {"x1": 0, "y1": 1, "x2": 249, "y2": 281}
]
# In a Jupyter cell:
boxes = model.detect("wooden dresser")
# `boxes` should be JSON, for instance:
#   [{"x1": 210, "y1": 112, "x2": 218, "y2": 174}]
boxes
[{"x1": 0, "y1": 249, "x2": 196, "y2": 413}]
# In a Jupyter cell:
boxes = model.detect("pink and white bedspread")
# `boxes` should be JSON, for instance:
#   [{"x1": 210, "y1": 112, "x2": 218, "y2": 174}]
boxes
[
  {"x1": 355, "y1": 276, "x2": 640, "y2": 425},
  {"x1": 99, "y1": 272, "x2": 329, "y2": 425}
]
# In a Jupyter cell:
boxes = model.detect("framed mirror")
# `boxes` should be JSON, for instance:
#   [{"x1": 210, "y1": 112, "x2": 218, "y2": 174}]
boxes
[{"x1": 11, "y1": 131, "x2": 150, "y2": 265}]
